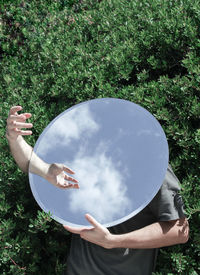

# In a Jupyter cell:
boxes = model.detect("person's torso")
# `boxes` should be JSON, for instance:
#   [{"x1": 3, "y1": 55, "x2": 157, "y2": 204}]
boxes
[{"x1": 65, "y1": 205, "x2": 157, "y2": 275}]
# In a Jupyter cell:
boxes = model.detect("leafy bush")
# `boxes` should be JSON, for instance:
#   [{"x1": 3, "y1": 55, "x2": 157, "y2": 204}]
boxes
[{"x1": 0, "y1": 0, "x2": 199, "y2": 274}]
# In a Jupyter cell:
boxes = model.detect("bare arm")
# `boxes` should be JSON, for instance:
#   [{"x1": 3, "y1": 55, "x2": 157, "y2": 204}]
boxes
[
  {"x1": 108, "y1": 218, "x2": 189, "y2": 249},
  {"x1": 6, "y1": 106, "x2": 51, "y2": 176},
  {"x1": 64, "y1": 215, "x2": 189, "y2": 249},
  {"x1": 6, "y1": 106, "x2": 79, "y2": 189}
]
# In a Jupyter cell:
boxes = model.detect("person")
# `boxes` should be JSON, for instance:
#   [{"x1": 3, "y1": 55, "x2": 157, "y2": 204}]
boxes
[{"x1": 6, "y1": 105, "x2": 189, "y2": 275}]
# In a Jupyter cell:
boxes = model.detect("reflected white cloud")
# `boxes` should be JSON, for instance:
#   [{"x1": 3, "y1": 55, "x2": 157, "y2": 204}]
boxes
[
  {"x1": 37, "y1": 105, "x2": 100, "y2": 157},
  {"x1": 67, "y1": 144, "x2": 132, "y2": 223},
  {"x1": 137, "y1": 129, "x2": 151, "y2": 136},
  {"x1": 137, "y1": 129, "x2": 162, "y2": 137}
]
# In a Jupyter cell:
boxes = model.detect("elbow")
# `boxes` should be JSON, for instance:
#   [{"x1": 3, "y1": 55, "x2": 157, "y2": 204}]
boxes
[
  {"x1": 180, "y1": 229, "x2": 189, "y2": 244},
  {"x1": 18, "y1": 162, "x2": 29, "y2": 174},
  {"x1": 179, "y1": 218, "x2": 189, "y2": 244},
  {"x1": 180, "y1": 232, "x2": 189, "y2": 244}
]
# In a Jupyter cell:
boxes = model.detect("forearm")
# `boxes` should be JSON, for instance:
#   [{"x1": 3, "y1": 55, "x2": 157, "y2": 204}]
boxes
[
  {"x1": 7, "y1": 135, "x2": 50, "y2": 179},
  {"x1": 29, "y1": 151, "x2": 50, "y2": 179},
  {"x1": 109, "y1": 218, "x2": 189, "y2": 249},
  {"x1": 6, "y1": 106, "x2": 50, "y2": 179},
  {"x1": 7, "y1": 135, "x2": 33, "y2": 173}
]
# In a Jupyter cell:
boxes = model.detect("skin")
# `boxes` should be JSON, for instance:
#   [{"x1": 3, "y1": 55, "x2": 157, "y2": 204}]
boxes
[
  {"x1": 64, "y1": 214, "x2": 189, "y2": 249},
  {"x1": 6, "y1": 106, "x2": 189, "y2": 250},
  {"x1": 6, "y1": 105, "x2": 79, "y2": 189}
]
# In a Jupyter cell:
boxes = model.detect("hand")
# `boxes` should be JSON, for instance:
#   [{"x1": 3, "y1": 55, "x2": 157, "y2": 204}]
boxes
[
  {"x1": 6, "y1": 106, "x2": 33, "y2": 141},
  {"x1": 45, "y1": 163, "x2": 79, "y2": 189},
  {"x1": 63, "y1": 214, "x2": 114, "y2": 249}
]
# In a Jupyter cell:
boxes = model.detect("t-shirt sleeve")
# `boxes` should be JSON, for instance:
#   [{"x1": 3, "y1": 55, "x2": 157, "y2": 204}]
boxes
[{"x1": 148, "y1": 164, "x2": 186, "y2": 221}]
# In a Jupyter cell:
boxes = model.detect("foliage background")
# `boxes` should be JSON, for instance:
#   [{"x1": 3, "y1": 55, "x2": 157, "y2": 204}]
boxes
[{"x1": 0, "y1": 0, "x2": 199, "y2": 274}]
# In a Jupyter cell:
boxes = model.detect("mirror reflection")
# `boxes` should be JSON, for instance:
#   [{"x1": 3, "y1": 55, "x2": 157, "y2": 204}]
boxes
[{"x1": 29, "y1": 98, "x2": 168, "y2": 227}]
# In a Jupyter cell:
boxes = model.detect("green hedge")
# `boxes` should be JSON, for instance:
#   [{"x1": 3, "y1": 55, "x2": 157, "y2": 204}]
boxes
[{"x1": 0, "y1": 0, "x2": 199, "y2": 274}]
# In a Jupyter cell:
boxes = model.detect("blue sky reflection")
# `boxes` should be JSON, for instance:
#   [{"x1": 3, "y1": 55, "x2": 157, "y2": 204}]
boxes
[{"x1": 29, "y1": 98, "x2": 168, "y2": 227}]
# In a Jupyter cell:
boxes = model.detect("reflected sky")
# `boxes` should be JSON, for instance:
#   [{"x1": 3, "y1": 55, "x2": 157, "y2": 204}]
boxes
[
  {"x1": 67, "y1": 142, "x2": 132, "y2": 223},
  {"x1": 37, "y1": 104, "x2": 100, "y2": 161},
  {"x1": 29, "y1": 98, "x2": 169, "y2": 227}
]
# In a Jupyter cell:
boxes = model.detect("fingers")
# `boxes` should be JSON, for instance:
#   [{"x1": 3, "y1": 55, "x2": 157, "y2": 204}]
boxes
[
  {"x1": 7, "y1": 123, "x2": 33, "y2": 138},
  {"x1": 9, "y1": 105, "x2": 23, "y2": 115},
  {"x1": 14, "y1": 129, "x2": 33, "y2": 136},
  {"x1": 56, "y1": 182, "x2": 79, "y2": 189},
  {"x1": 23, "y1": 113, "x2": 32, "y2": 119},
  {"x1": 63, "y1": 174, "x2": 79, "y2": 189},
  {"x1": 63, "y1": 167, "x2": 79, "y2": 188},
  {"x1": 64, "y1": 174, "x2": 79, "y2": 183},
  {"x1": 7, "y1": 121, "x2": 33, "y2": 130},
  {"x1": 63, "y1": 165, "x2": 75, "y2": 174},
  {"x1": 85, "y1": 214, "x2": 100, "y2": 228},
  {"x1": 63, "y1": 225, "x2": 87, "y2": 234},
  {"x1": 7, "y1": 114, "x2": 26, "y2": 123},
  {"x1": 7, "y1": 106, "x2": 33, "y2": 139},
  {"x1": 62, "y1": 182, "x2": 79, "y2": 189},
  {"x1": 8, "y1": 106, "x2": 32, "y2": 121},
  {"x1": 63, "y1": 215, "x2": 99, "y2": 234},
  {"x1": 73, "y1": 183, "x2": 80, "y2": 189},
  {"x1": 58, "y1": 183, "x2": 73, "y2": 189},
  {"x1": 7, "y1": 113, "x2": 32, "y2": 126}
]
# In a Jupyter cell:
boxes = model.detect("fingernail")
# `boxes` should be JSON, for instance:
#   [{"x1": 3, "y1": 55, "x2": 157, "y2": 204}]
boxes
[{"x1": 74, "y1": 184, "x2": 79, "y2": 189}]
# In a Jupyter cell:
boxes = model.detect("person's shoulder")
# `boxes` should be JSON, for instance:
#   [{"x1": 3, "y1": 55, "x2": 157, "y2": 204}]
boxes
[
  {"x1": 162, "y1": 164, "x2": 181, "y2": 192},
  {"x1": 147, "y1": 164, "x2": 186, "y2": 221}
]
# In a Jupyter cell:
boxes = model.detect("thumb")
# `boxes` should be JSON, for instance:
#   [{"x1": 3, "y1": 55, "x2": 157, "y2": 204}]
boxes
[{"x1": 85, "y1": 214, "x2": 101, "y2": 228}]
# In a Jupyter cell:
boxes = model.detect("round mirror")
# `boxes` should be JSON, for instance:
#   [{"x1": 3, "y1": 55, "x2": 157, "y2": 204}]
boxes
[{"x1": 29, "y1": 98, "x2": 168, "y2": 227}]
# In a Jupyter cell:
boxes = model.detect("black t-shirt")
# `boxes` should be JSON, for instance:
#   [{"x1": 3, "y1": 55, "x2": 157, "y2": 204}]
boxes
[{"x1": 64, "y1": 165, "x2": 185, "y2": 275}]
